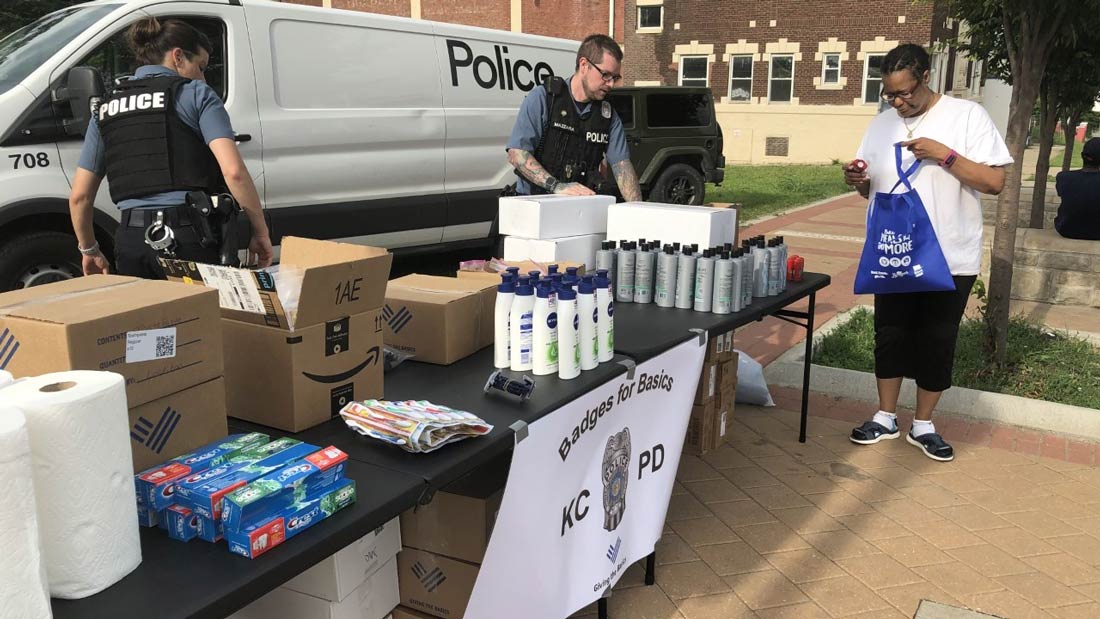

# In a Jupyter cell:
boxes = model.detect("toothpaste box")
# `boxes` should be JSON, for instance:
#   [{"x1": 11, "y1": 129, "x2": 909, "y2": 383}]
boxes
[
  {"x1": 165, "y1": 504, "x2": 200, "y2": 542},
  {"x1": 137, "y1": 502, "x2": 159, "y2": 528},
  {"x1": 174, "y1": 438, "x2": 303, "y2": 506},
  {"x1": 228, "y1": 479, "x2": 357, "y2": 560},
  {"x1": 221, "y1": 446, "x2": 349, "y2": 534},
  {"x1": 135, "y1": 432, "x2": 270, "y2": 511}
]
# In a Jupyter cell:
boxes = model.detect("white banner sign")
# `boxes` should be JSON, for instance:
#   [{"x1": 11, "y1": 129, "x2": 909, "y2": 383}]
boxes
[{"x1": 466, "y1": 338, "x2": 706, "y2": 619}]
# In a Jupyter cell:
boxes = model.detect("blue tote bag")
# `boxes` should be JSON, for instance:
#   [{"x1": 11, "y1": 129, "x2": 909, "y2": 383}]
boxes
[{"x1": 853, "y1": 144, "x2": 956, "y2": 294}]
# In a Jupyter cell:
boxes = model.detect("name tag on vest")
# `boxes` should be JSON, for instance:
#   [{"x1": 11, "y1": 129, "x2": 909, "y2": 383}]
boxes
[{"x1": 100, "y1": 91, "x2": 167, "y2": 121}]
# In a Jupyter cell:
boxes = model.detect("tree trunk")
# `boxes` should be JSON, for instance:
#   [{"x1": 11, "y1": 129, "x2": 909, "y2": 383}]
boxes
[
  {"x1": 1062, "y1": 114, "x2": 1079, "y2": 172},
  {"x1": 1030, "y1": 85, "x2": 1059, "y2": 228}
]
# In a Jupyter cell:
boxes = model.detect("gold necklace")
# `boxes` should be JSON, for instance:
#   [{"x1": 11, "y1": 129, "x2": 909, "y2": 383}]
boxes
[{"x1": 902, "y1": 94, "x2": 940, "y2": 138}]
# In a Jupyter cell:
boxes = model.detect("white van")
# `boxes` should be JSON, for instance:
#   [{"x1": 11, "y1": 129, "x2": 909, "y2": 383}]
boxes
[{"x1": 0, "y1": 0, "x2": 577, "y2": 290}]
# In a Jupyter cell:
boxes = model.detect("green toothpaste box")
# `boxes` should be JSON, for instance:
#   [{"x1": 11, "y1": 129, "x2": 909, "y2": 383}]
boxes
[{"x1": 227, "y1": 479, "x2": 357, "y2": 559}]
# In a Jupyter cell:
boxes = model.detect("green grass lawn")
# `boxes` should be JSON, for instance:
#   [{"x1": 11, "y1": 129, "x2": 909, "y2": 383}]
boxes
[
  {"x1": 813, "y1": 307, "x2": 1100, "y2": 409},
  {"x1": 704, "y1": 164, "x2": 853, "y2": 224}
]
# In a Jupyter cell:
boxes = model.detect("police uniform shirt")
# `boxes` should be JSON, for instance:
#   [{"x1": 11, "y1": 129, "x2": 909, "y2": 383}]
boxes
[
  {"x1": 506, "y1": 76, "x2": 629, "y2": 195},
  {"x1": 77, "y1": 65, "x2": 235, "y2": 210}
]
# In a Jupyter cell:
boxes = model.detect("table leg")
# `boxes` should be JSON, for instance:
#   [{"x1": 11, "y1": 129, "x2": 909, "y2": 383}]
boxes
[
  {"x1": 799, "y1": 292, "x2": 816, "y2": 443},
  {"x1": 598, "y1": 596, "x2": 608, "y2": 619},
  {"x1": 645, "y1": 552, "x2": 656, "y2": 585}
]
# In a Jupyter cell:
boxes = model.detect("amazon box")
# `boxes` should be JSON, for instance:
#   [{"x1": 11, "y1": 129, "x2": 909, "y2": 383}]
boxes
[
  {"x1": 383, "y1": 275, "x2": 495, "y2": 365},
  {"x1": 224, "y1": 309, "x2": 384, "y2": 432}
]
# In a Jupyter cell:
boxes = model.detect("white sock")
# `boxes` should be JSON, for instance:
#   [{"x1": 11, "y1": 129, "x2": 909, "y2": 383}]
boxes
[
  {"x1": 912, "y1": 419, "x2": 935, "y2": 438},
  {"x1": 872, "y1": 411, "x2": 897, "y2": 431}
]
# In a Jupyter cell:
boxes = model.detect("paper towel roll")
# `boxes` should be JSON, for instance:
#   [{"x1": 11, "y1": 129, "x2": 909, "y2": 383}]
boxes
[
  {"x1": 0, "y1": 410, "x2": 53, "y2": 619},
  {"x1": 4, "y1": 371, "x2": 141, "y2": 599}
]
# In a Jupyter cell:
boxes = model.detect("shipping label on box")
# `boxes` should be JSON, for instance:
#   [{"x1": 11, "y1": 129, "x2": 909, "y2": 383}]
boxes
[
  {"x1": 128, "y1": 377, "x2": 231, "y2": 473},
  {"x1": 383, "y1": 276, "x2": 495, "y2": 365},
  {"x1": 135, "y1": 431, "x2": 268, "y2": 510},
  {"x1": 224, "y1": 309, "x2": 384, "y2": 432},
  {"x1": 160, "y1": 259, "x2": 288, "y2": 329},
  {"x1": 284, "y1": 516, "x2": 402, "y2": 602},
  {"x1": 227, "y1": 479, "x2": 357, "y2": 559},
  {"x1": 222, "y1": 446, "x2": 348, "y2": 533},
  {"x1": 694, "y1": 361, "x2": 717, "y2": 405},
  {"x1": 0, "y1": 275, "x2": 223, "y2": 407},
  {"x1": 397, "y1": 548, "x2": 479, "y2": 619}
]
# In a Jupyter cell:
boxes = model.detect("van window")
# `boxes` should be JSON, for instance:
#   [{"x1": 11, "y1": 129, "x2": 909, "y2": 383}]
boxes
[
  {"x1": 72, "y1": 17, "x2": 228, "y2": 101},
  {"x1": 0, "y1": 5, "x2": 119, "y2": 95},
  {"x1": 646, "y1": 93, "x2": 711, "y2": 128},
  {"x1": 607, "y1": 94, "x2": 635, "y2": 129}
]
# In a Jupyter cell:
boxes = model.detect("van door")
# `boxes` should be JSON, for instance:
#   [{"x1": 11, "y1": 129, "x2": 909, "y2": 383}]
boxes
[
  {"x1": 431, "y1": 26, "x2": 574, "y2": 243},
  {"x1": 52, "y1": 4, "x2": 264, "y2": 210},
  {"x1": 242, "y1": 3, "x2": 446, "y2": 248}
]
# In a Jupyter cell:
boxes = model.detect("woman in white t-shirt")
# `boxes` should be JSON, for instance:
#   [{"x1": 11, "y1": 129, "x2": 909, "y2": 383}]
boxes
[{"x1": 844, "y1": 44, "x2": 1013, "y2": 462}]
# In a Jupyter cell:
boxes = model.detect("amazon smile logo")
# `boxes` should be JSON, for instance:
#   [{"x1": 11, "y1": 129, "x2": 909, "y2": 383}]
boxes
[{"x1": 302, "y1": 346, "x2": 380, "y2": 384}]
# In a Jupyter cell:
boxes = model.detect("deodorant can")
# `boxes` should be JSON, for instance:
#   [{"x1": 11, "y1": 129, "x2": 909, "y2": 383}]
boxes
[
  {"x1": 693, "y1": 250, "x2": 715, "y2": 312},
  {"x1": 674, "y1": 247, "x2": 696, "y2": 310},
  {"x1": 655, "y1": 245, "x2": 678, "y2": 308}
]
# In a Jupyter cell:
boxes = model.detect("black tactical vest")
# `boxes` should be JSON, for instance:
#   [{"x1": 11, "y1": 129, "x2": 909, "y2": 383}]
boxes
[
  {"x1": 525, "y1": 76, "x2": 613, "y2": 194},
  {"x1": 97, "y1": 75, "x2": 225, "y2": 203}
]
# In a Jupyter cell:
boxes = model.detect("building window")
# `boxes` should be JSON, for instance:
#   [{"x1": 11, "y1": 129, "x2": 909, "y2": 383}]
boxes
[
  {"x1": 637, "y1": 5, "x2": 662, "y2": 29},
  {"x1": 863, "y1": 53, "x2": 885, "y2": 103},
  {"x1": 821, "y1": 53, "x2": 841, "y2": 84},
  {"x1": 768, "y1": 55, "x2": 794, "y2": 103},
  {"x1": 679, "y1": 56, "x2": 709, "y2": 88},
  {"x1": 728, "y1": 54, "x2": 753, "y2": 102}
]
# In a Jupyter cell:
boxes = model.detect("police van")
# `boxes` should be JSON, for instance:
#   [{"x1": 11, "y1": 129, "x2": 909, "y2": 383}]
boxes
[{"x1": 0, "y1": 0, "x2": 576, "y2": 290}]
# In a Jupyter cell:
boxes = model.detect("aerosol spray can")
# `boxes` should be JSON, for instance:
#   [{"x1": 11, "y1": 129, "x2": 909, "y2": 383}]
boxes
[
  {"x1": 693, "y1": 249, "x2": 716, "y2": 312},
  {"x1": 712, "y1": 251, "x2": 734, "y2": 314},
  {"x1": 615, "y1": 242, "x2": 636, "y2": 303},
  {"x1": 767, "y1": 238, "x2": 783, "y2": 296},
  {"x1": 675, "y1": 247, "x2": 696, "y2": 310},
  {"x1": 655, "y1": 244, "x2": 679, "y2": 308},
  {"x1": 752, "y1": 239, "x2": 770, "y2": 298},
  {"x1": 633, "y1": 242, "x2": 656, "y2": 304},
  {"x1": 730, "y1": 248, "x2": 744, "y2": 313}
]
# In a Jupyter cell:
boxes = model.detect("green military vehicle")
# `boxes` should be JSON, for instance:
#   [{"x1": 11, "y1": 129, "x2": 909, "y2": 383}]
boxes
[{"x1": 606, "y1": 86, "x2": 726, "y2": 205}]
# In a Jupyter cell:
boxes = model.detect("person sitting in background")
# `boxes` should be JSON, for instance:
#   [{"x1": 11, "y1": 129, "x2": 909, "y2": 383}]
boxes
[{"x1": 1054, "y1": 138, "x2": 1100, "y2": 240}]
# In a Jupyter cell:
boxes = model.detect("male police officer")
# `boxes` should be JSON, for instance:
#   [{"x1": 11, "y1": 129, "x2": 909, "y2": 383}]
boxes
[{"x1": 506, "y1": 35, "x2": 642, "y2": 201}]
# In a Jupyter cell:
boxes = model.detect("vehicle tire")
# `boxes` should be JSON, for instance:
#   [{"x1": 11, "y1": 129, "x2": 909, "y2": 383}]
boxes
[
  {"x1": 0, "y1": 231, "x2": 85, "y2": 291},
  {"x1": 649, "y1": 163, "x2": 706, "y2": 205}
]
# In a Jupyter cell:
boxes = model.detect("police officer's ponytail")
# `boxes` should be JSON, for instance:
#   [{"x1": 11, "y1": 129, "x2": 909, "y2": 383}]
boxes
[{"x1": 127, "y1": 17, "x2": 212, "y2": 65}]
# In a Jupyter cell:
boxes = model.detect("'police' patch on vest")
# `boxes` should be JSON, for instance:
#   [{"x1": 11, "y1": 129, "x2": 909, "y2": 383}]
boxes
[
  {"x1": 586, "y1": 132, "x2": 609, "y2": 144},
  {"x1": 99, "y1": 92, "x2": 167, "y2": 121}
]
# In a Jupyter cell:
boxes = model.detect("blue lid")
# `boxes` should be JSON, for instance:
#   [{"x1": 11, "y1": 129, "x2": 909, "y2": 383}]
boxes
[
  {"x1": 528, "y1": 270, "x2": 541, "y2": 280},
  {"x1": 594, "y1": 271, "x2": 610, "y2": 289},
  {"x1": 551, "y1": 273, "x2": 564, "y2": 284},
  {"x1": 518, "y1": 276, "x2": 531, "y2": 287},
  {"x1": 515, "y1": 282, "x2": 533, "y2": 296},
  {"x1": 498, "y1": 278, "x2": 515, "y2": 293},
  {"x1": 536, "y1": 284, "x2": 552, "y2": 298},
  {"x1": 597, "y1": 269, "x2": 610, "y2": 278},
  {"x1": 566, "y1": 266, "x2": 579, "y2": 276},
  {"x1": 558, "y1": 286, "x2": 577, "y2": 301},
  {"x1": 578, "y1": 279, "x2": 595, "y2": 294},
  {"x1": 506, "y1": 266, "x2": 521, "y2": 275},
  {"x1": 548, "y1": 264, "x2": 559, "y2": 274}
]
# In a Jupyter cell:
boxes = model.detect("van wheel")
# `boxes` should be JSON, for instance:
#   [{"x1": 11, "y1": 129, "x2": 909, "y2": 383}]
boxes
[
  {"x1": 0, "y1": 231, "x2": 84, "y2": 291},
  {"x1": 650, "y1": 164, "x2": 706, "y2": 205}
]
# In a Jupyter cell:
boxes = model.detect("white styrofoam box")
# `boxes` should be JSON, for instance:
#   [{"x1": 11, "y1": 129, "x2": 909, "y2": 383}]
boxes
[
  {"x1": 498, "y1": 194, "x2": 615, "y2": 239},
  {"x1": 606, "y1": 202, "x2": 738, "y2": 251},
  {"x1": 503, "y1": 234, "x2": 604, "y2": 270},
  {"x1": 283, "y1": 517, "x2": 401, "y2": 602},
  {"x1": 231, "y1": 557, "x2": 399, "y2": 619}
]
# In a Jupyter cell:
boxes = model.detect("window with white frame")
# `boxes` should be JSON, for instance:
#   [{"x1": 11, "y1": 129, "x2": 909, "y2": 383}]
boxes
[
  {"x1": 728, "y1": 54, "x2": 753, "y2": 101},
  {"x1": 637, "y1": 5, "x2": 662, "y2": 29},
  {"x1": 863, "y1": 53, "x2": 885, "y2": 103},
  {"x1": 768, "y1": 55, "x2": 794, "y2": 102},
  {"x1": 679, "y1": 56, "x2": 709, "y2": 87},
  {"x1": 821, "y1": 53, "x2": 841, "y2": 84}
]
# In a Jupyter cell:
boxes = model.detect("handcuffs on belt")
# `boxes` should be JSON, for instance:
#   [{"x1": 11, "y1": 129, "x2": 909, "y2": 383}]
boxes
[{"x1": 143, "y1": 191, "x2": 243, "y2": 266}]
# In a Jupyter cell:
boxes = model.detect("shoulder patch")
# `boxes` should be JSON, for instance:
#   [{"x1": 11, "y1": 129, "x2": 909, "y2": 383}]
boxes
[{"x1": 602, "y1": 101, "x2": 612, "y2": 119}]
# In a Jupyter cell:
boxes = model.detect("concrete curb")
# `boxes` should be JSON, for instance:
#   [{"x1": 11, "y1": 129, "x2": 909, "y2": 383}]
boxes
[{"x1": 764, "y1": 307, "x2": 1100, "y2": 441}]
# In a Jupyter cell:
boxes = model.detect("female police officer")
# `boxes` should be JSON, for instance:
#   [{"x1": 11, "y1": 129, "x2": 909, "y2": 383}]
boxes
[{"x1": 68, "y1": 17, "x2": 273, "y2": 278}]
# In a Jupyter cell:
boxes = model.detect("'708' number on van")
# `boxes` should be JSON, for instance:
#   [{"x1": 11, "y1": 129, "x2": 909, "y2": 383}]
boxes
[{"x1": 9, "y1": 153, "x2": 50, "y2": 169}]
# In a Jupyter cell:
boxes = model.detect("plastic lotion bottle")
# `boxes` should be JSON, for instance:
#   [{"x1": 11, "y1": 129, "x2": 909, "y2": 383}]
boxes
[
  {"x1": 509, "y1": 280, "x2": 535, "y2": 371},
  {"x1": 767, "y1": 238, "x2": 784, "y2": 296},
  {"x1": 752, "y1": 239, "x2": 770, "y2": 298},
  {"x1": 556, "y1": 286, "x2": 581, "y2": 380},
  {"x1": 616, "y1": 242, "x2": 636, "y2": 303},
  {"x1": 712, "y1": 251, "x2": 733, "y2": 314},
  {"x1": 675, "y1": 247, "x2": 696, "y2": 310},
  {"x1": 494, "y1": 275, "x2": 515, "y2": 368},
  {"x1": 595, "y1": 269, "x2": 614, "y2": 362},
  {"x1": 577, "y1": 276, "x2": 599, "y2": 371},
  {"x1": 633, "y1": 241, "x2": 656, "y2": 304},
  {"x1": 532, "y1": 283, "x2": 558, "y2": 376},
  {"x1": 693, "y1": 249, "x2": 715, "y2": 312},
  {"x1": 655, "y1": 244, "x2": 679, "y2": 308}
]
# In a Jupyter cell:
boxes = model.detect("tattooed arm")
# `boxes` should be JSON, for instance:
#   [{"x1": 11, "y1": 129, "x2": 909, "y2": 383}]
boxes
[
  {"x1": 507, "y1": 148, "x2": 595, "y2": 196},
  {"x1": 611, "y1": 158, "x2": 643, "y2": 202}
]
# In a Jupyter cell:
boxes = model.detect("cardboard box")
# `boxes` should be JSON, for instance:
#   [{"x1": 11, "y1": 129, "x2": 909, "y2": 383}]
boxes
[
  {"x1": 128, "y1": 377, "x2": 230, "y2": 472},
  {"x1": 694, "y1": 361, "x2": 718, "y2": 405},
  {"x1": 0, "y1": 275, "x2": 223, "y2": 407},
  {"x1": 391, "y1": 607, "x2": 435, "y2": 619},
  {"x1": 498, "y1": 194, "x2": 614, "y2": 239},
  {"x1": 223, "y1": 308, "x2": 384, "y2": 431},
  {"x1": 285, "y1": 517, "x2": 402, "y2": 602},
  {"x1": 503, "y1": 234, "x2": 604, "y2": 270},
  {"x1": 400, "y1": 470, "x2": 504, "y2": 564},
  {"x1": 455, "y1": 260, "x2": 585, "y2": 284},
  {"x1": 233, "y1": 556, "x2": 398, "y2": 619},
  {"x1": 383, "y1": 276, "x2": 495, "y2": 365},
  {"x1": 397, "y1": 549, "x2": 479, "y2": 619},
  {"x1": 161, "y1": 237, "x2": 392, "y2": 331},
  {"x1": 607, "y1": 202, "x2": 737, "y2": 251},
  {"x1": 685, "y1": 401, "x2": 728, "y2": 455}
]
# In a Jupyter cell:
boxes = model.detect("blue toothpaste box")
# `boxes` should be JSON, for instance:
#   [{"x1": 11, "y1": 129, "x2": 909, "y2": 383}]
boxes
[
  {"x1": 173, "y1": 438, "x2": 304, "y2": 508},
  {"x1": 134, "y1": 432, "x2": 270, "y2": 511},
  {"x1": 137, "y1": 502, "x2": 159, "y2": 528},
  {"x1": 165, "y1": 504, "x2": 201, "y2": 542},
  {"x1": 227, "y1": 479, "x2": 357, "y2": 559},
  {"x1": 221, "y1": 445, "x2": 349, "y2": 534}
]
